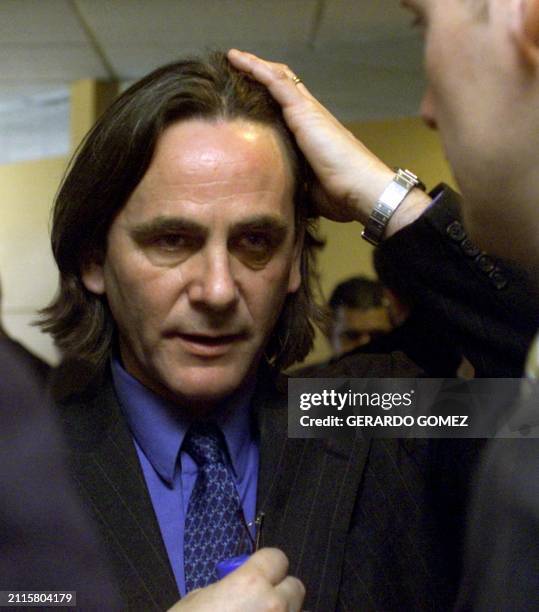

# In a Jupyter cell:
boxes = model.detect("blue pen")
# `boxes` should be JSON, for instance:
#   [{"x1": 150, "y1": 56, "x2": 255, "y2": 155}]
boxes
[
  {"x1": 216, "y1": 512, "x2": 265, "y2": 579},
  {"x1": 216, "y1": 554, "x2": 251, "y2": 579}
]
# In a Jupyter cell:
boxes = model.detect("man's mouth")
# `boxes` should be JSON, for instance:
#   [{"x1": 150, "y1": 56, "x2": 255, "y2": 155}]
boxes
[
  {"x1": 173, "y1": 332, "x2": 247, "y2": 357},
  {"x1": 180, "y1": 333, "x2": 245, "y2": 345}
]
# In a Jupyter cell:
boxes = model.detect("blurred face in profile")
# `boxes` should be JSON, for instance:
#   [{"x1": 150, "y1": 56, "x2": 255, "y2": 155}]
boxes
[
  {"x1": 402, "y1": 0, "x2": 539, "y2": 265},
  {"x1": 82, "y1": 118, "x2": 302, "y2": 413}
]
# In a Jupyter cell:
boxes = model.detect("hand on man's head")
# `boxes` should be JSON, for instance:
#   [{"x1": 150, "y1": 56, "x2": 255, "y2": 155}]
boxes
[{"x1": 226, "y1": 49, "x2": 431, "y2": 238}]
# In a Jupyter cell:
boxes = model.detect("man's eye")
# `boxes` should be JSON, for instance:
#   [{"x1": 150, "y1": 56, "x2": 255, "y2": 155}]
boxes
[
  {"x1": 240, "y1": 233, "x2": 270, "y2": 251},
  {"x1": 139, "y1": 233, "x2": 199, "y2": 267},
  {"x1": 233, "y1": 233, "x2": 274, "y2": 267},
  {"x1": 152, "y1": 234, "x2": 189, "y2": 250}
]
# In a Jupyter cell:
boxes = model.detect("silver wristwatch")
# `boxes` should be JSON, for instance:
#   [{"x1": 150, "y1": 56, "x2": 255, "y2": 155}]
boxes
[{"x1": 361, "y1": 168, "x2": 425, "y2": 246}]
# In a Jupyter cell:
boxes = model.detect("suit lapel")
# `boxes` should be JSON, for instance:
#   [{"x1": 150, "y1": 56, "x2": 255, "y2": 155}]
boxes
[
  {"x1": 254, "y1": 370, "x2": 371, "y2": 611},
  {"x1": 59, "y1": 372, "x2": 179, "y2": 611},
  {"x1": 60, "y1": 363, "x2": 371, "y2": 611}
]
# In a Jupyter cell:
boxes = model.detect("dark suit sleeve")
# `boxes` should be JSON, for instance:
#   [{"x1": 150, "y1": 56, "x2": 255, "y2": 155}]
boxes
[
  {"x1": 374, "y1": 185, "x2": 538, "y2": 377},
  {"x1": 0, "y1": 339, "x2": 121, "y2": 609},
  {"x1": 456, "y1": 385, "x2": 539, "y2": 612}
]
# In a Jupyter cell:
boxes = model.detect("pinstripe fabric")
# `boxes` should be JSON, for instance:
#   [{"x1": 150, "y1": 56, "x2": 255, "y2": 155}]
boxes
[
  {"x1": 254, "y1": 363, "x2": 457, "y2": 612},
  {"x1": 335, "y1": 438, "x2": 457, "y2": 611},
  {"x1": 58, "y1": 372, "x2": 179, "y2": 611},
  {"x1": 255, "y1": 372, "x2": 367, "y2": 611}
]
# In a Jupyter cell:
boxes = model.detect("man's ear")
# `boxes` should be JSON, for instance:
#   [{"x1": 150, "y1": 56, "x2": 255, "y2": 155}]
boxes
[
  {"x1": 287, "y1": 229, "x2": 303, "y2": 294},
  {"x1": 81, "y1": 260, "x2": 106, "y2": 295},
  {"x1": 511, "y1": 0, "x2": 539, "y2": 68}
]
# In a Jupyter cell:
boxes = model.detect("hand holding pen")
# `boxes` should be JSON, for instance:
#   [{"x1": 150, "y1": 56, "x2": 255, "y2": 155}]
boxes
[{"x1": 168, "y1": 548, "x2": 305, "y2": 612}]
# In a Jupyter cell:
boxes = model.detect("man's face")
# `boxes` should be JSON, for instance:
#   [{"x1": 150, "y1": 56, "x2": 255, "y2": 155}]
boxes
[
  {"x1": 330, "y1": 306, "x2": 392, "y2": 356},
  {"x1": 402, "y1": 0, "x2": 539, "y2": 263},
  {"x1": 82, "y1": 119, "x2": 301, "y2": 411}
]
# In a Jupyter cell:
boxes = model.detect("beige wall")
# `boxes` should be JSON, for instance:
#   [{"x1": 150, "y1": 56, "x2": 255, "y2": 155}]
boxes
[
  {"x1": 70, "y1": 79, "x2": 119, "y2": 151},
  {"x1": 0, "y1": 109, "x2": 454, "y2": 367},
  {"x1": 0, "y1": 156, "x2": 67, "y2": 364},
  {"x1": 0, "y1": 78, "x2": 117, "y2": 365}
]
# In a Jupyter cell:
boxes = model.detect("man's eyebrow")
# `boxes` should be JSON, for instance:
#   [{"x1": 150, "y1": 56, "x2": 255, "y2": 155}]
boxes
[
  {"x1": 230, "y1": 215, "x2": 289, "y2": 235},
  {"x1": 130, "y1": 217, "x2": 207, "y2": 240}
]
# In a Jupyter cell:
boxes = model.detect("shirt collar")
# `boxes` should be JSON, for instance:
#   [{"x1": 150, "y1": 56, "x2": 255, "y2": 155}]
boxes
[{"x1": 111, "y1": 357, "x2": 255, "y2": 485}]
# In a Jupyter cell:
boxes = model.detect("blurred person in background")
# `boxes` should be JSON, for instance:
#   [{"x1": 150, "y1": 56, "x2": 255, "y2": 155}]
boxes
[
  {"x1": 312, "y1": 271, "x2": 467, "y2": 377},
  {"x1": 326, "y1": 275, "x2": 392, "y2": 356}
]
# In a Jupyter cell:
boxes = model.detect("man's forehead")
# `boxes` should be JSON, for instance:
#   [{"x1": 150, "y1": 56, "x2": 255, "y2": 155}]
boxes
[
  {"x1": 113, "y1": 119, "x2": 297, "y2": 231},
  {"x1": 154, "y1": 119, "x2": 292, "y2": 174},
  {"x1": 128, "y1": 118, "x2": 295, "y2": 203}
]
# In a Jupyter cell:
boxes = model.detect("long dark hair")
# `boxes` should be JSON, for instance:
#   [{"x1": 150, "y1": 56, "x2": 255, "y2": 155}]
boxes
[{"x1": 40, "y1": 51, "x2": 323, "y2": 371}]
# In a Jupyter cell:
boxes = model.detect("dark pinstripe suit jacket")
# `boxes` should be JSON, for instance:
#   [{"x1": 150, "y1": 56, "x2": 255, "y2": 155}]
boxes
[
  {"x1": 57, "y1": 187, "x2": 536, "y2": 611},
  {"x1": 59, "y1": 352, "x2": 454, "y2": 612}
]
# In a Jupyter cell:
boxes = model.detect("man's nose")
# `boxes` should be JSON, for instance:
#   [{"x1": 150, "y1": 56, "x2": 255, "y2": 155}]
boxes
[
  {"x1": 188, "y1": 248, "x2": 239, "y2": 312},
  {"x1": 420, "y1": 87, "x2": 438, "y2": 130}
]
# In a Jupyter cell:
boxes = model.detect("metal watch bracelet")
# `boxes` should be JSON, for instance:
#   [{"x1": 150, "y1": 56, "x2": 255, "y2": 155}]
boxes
[{"x1": 361, "y1": 168, "x2": 425, "y2": 246}]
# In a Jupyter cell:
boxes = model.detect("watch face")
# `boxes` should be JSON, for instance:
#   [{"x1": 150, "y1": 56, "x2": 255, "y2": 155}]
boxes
[{"x1": 383, "y1": 180, "x2": 409, "y2": 209}]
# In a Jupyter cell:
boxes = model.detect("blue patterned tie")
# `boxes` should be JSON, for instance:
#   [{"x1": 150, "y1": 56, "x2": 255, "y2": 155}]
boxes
[{"x1": 183, "y1": 423, "x2": 247, "y2": 592}]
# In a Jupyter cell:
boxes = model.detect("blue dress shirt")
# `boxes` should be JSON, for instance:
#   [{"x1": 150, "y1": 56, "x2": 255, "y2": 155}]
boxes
[{"x1": 111, "y1": 359, "x2": 259, "y2": 596}]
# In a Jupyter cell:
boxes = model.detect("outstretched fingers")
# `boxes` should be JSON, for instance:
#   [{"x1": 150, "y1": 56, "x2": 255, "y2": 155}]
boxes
[{"x1": 227, "y1": 49, "x2": 316, "y2": 108}]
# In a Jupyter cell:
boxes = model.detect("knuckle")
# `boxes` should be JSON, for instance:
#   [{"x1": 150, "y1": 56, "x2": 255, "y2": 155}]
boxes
[
  {"x1": 276, "y1": 68, "x2": 289, "y2": 81},
  {"x1": 264, "y1": 595, "x2": 287, "y2": 612},
  {"x1": 237, "y1": 569, "x2": 264, "y2": 591}
]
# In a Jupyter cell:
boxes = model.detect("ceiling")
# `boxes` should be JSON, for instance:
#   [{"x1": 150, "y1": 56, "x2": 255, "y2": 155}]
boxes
[{"x1": 0, "y1": 0, "x2": 425, "y2": 163}]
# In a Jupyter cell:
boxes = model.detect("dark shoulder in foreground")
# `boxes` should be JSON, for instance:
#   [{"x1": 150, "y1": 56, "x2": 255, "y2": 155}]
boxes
[{"x1": 293, "y1": 349, "x2": 424, "y2": 378}]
